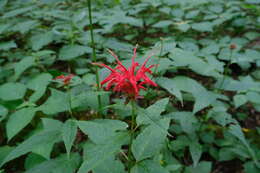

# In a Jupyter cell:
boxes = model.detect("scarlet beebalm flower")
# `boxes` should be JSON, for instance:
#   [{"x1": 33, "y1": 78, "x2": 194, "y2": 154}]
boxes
[
  {"x1": 93, "y1": 47, "x2": 157, "y2": 99},
  {"x1": 54, "y1": 74, "x2": 74, "y2": 85}
]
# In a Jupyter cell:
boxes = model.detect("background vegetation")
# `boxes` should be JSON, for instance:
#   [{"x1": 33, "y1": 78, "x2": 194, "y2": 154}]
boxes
[{"x1": 0, "y1": 0, "x2": 260, "y2": 172}]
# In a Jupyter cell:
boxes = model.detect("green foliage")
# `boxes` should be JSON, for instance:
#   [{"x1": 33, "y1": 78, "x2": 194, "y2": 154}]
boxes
[{"x1": 0, "y1": 0, "x2": 259, "y2": 172}]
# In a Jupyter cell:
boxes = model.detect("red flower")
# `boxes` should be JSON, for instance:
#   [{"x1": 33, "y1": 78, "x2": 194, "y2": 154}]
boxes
[
  {"x1": 93, "y1": 47, "x2": 157, "y2": 99},
  {"x1": 54, "y1": 74, "x2": 74, "y2": 85}
]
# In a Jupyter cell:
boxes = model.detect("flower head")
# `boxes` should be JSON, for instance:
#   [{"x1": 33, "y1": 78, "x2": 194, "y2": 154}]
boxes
[
  {"x1": 54, "y1": 74, "x2": 74, "y2": 85},
  {"x1": 93, "y1": 46, "x2": 157, "y2": 99}
]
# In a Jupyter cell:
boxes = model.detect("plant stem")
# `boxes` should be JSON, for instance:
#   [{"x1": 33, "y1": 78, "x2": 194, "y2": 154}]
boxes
[
  {"x1": 153, "y1": 38, "x2": 164, "y2": 75},
  {"x1": 87, "y1": 0, "x2": 102, "y2": 114},
  {"x1": 128, "y1": 99, "x2": 136, "y2": 172}
]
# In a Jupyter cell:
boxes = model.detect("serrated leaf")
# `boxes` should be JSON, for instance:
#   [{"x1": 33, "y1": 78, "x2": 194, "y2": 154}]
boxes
[
  {"x1": 132, "y1": 118, "x2": 170, "y2": 161},
  {"x1": 6, "y1": 107, "x2": 36, "y2": 141},
  {"x1": 59, "y1": 45, "x2": 91, "y2": 60},
  {"x1": 62, "y1": 119, "x2": 77, "y2": 158},
  {"x1": 78, "y1": 132, "x2": 129, "y2": 173},
  {"x1": 77, "y1": 119, "x2": 128, "y2": 144},
  {"x1": 0, "y1": 83, "x2": 27, "y2": 101},
  {"x1": 1, "y1": 130, "x2": 61, "y2": 167}
]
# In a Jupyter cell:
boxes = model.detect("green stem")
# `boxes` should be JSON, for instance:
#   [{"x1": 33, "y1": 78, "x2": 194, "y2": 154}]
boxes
[
  {"x1": 128, "y1": 100, "x2": 136, "y2": 172},
  {"x1": 153, "y1": 38, "x2": 164, "y2": 75},
  {"x1": 87, "y1": 0, "x2": 102, "y2": 114}
]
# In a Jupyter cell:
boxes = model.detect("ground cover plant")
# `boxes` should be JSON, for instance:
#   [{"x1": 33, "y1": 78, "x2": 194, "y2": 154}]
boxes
[{"x1": 0, "y1": 0, "x2": 260, "y2": 172}]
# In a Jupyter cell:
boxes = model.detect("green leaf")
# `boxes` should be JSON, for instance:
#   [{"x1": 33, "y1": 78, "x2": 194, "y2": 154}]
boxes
[
  {"x1": 59, "y1": 45, "x2": 91, "y2": 60},
  {"x1": 27, "y1": 73, "x2": 52, "y2": 102},
  {"x1": 24, "y1": 153, "x2": 46, "y2": 170},
  {"x1": 201, "y1": 43, "x2": 219, "y2": 54},
  {"x1": 131, "y1": 160, "x2": 169, "y2": 173},
  {"x1": 62, "y1": 119, "x2": 77, "y2": 158},
  {"x1": 189, "y1": 141, "x2": 202, "y2": 167},
  {"x1": 27, "y1": 73, "x2": 52, "y2": 91},
  {"x1": 170, "y1": 48, "x2": 219, "y2": 77},
  {"x1": 167, "y1": 112, "x2": 198, "y2": 134},
  {"x1": 0, "y1": 83, "x2": 27, "y2": 101},
  {"x1": 137, "y1": 98, "x2": 169, "y2": 125},
  {"x1": 172, "y1": 76, "x2": 217, "y2": 113},
  {"x1": 1, "y1": 130, "x2": 61, "y2": 166},
  {"x1": 0, "y1": 41, "x2": 17, "y2": 51},
  {"x1": 233, "y1": 94, "x2": 248, "y2": 108},
  {"x1": 246, "y1": 91, "x2": 260, "y2": 104},
  {"x1": 0, "y1": 105, "x2": 8, "y2": 122},
  {"x1": 157, "y1": 77, "x2": 183, "y2": 104},
  {"x1": 176, "y1": 22, "x2": 190, "y2": 32},
  {"x1": 228, "y1": 124, "x2": 259, "y2": 166},
  {"x1": 153, "y1": 20, "x2": 172, "y2": 28},
  {"x1": 25, "y1": 153, "x2": 81, "y2": 173},
  {"x1": 185, "y1": 161, "x2": 212, "y2": 173},
  {"x1": 0, "y1": 146, "x2": 13, "y2": 165},
  {"x1": 244, "y1": 161, "x2": 260, "y2": 173},
  {"x1": 30, "y1": 32, "x2": 55, "y2": 51},
  {"x1": 71, "y1": 90, "x2": 110, "y2": 111},
  {"x1": 93, "y1": 158, "x2": 126, "y2": 173},
  {"x1": 29, "y1": 119, "x2": 63, "y2": 159},
  {"x1": 6, "y1": 107, "x2": 36, "y2": 141},
  {"x1": 39, "y1": 89, "x2": 70, "y2": 115},
  {"x1": 11, "y1": 20, "x2": 39, "y2": 34},
  {"x1": 14, "y1": 56, "x2": 35, "y2": 80},
  {"x1": 132, "y1": 118, "x2": 170, "y2": 161},
  {"x1": 77, "y1": 119, "x2": 128, "y2": 144},
  {"x1": 42, "y1": 118, "x2": 63, "y2": 132},
  {"x1": 192, "y1": 22, "x2": 213, "y2": 32},
  {"x1": 2, "y1": 6, "x2": 35, "y2": 18},
  {"x1": 78, "y1": 132, "x2": 129, "y2": 173}
]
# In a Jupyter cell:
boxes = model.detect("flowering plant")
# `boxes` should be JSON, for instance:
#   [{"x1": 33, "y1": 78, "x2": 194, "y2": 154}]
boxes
[{"x1": 93, "y1": 47, "x2": 157, "y2": 99}]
